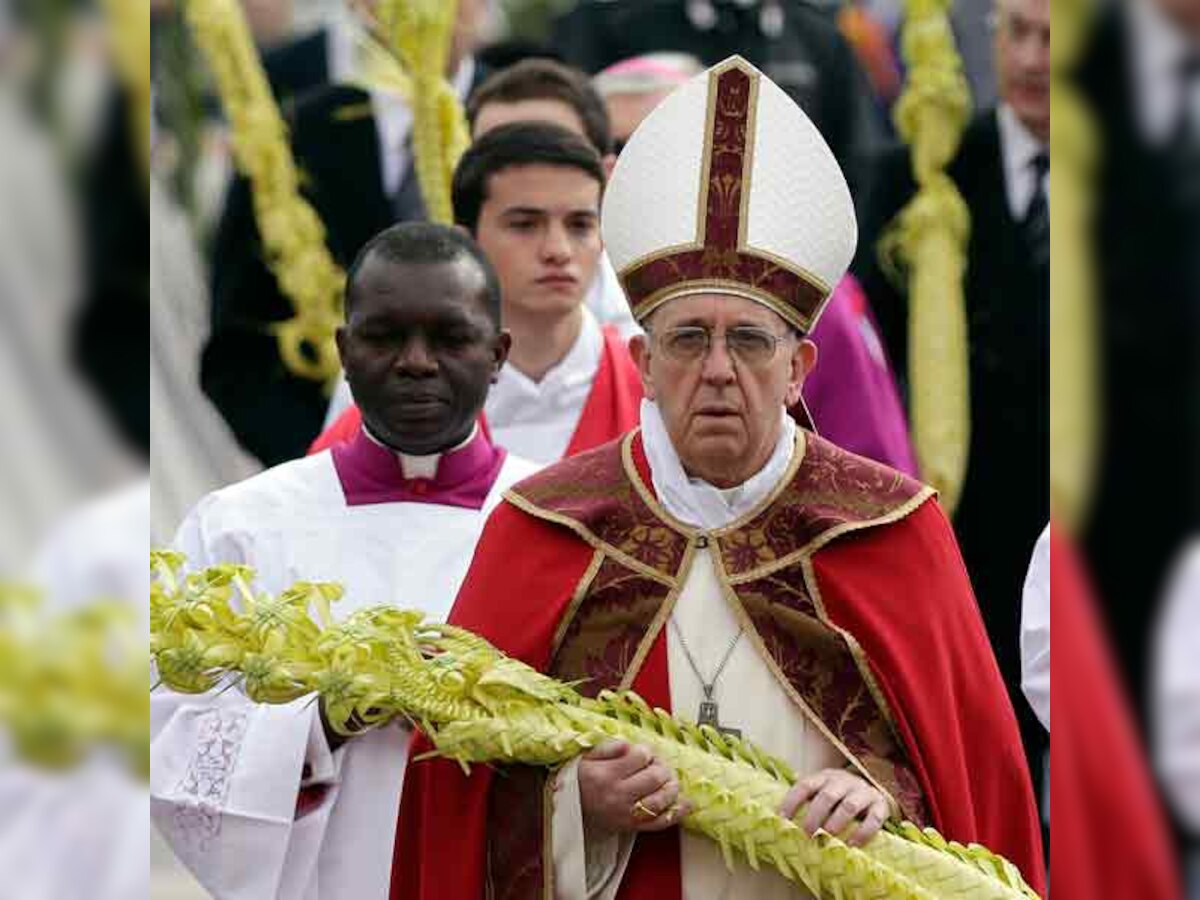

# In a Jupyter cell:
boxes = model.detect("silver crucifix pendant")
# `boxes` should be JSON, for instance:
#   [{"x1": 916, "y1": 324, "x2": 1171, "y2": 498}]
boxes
[{"x1": 698, "y1": 699, "x2": 741, "y2": 738}]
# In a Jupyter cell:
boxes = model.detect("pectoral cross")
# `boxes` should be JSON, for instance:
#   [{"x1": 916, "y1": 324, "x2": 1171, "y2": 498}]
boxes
[{"x1": 698, "y1": 688, "x2": 741, "y2": 739}]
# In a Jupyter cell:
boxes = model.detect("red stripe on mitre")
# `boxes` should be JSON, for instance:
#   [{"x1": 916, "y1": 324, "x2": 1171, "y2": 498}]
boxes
[
  {"x1": 703, "y1": 66, "x2": 752, "y2": 251},
  {"x1": 619, "y1": 61, "x2": 826, "y2": 328}
]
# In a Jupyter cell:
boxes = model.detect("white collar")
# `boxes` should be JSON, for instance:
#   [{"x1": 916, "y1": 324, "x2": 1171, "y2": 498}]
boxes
[
  {"x1": 640, "y1": 399, "x2": 797, "y2": 531},
  {"x1": 325, "y1": 13, "x2": 359, "y2": 85},
  {"x1": 363, "y1": 422, "x2": 478, "y2": 480},
  {"x1": 997, "y1": 104, "x2": 1048, "y2": 219},
  {"x1": 1128, "y1": 0, "x2": 1196, "y2": 144},
  {"x1": 494, "y1": 307, "x2": 603, "y2": 397}
]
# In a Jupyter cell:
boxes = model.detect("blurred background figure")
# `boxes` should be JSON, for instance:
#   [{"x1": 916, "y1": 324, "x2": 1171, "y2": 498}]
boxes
[
  {"x1": 856, "y1": 0, "x2": 1051, "y2": 807},
  {"x1": 1157, "y1": 540, "x2": 1200, "y2": 898},
  {"x1": 1075, "y1": 0, "x2": 1200, "y2": 731},
  {"x1": 1025, "y1": 524, "x2": 1185, "y2": 899},
  {"x1": 0, "y1": 0, "x2": 143, "y2": 571},
  {"x1": 592, "y1": 50, "x2": 703, "y2": 152}
]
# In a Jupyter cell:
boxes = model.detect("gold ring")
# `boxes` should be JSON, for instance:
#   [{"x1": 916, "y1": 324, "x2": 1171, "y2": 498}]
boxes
[{"x1": 632, "y1": 799, "x2": 659, "y2": 820}]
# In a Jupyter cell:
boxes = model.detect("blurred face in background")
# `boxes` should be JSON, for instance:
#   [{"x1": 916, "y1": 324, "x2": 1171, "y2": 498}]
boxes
[
  {"x1": 240, "y1": 0, "x2": 294, "y2": 48},
  {"x1": 451, "y1": 0, "x2": 491, "y2": 71},
  {"x1": 1152, "y1": 0, "x2": 1200, "y2": 40},
  {"x1": 471, "y1": 163, "x2": 602, "y2": 324},
  {"x1": 995, "y1": 0, "x2": 1050, "y2": 140},
  {"x1": 605, "y1": 89, "x2": 672, "y2": 153}
]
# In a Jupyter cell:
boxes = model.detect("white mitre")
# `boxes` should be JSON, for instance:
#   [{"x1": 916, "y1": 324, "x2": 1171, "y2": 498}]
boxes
[{"x1": 601, "y1": 54, "x2": 857, "y2": 334}]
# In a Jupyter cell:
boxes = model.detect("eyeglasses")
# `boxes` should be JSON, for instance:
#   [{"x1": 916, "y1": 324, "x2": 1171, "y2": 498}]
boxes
[{"x1": 650, "y1": 325, "x2": 792, "y2": 368}]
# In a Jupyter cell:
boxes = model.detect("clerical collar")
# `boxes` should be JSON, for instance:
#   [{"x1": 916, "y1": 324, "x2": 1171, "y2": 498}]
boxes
[
  {"x1": 331, "y1": 422, "x2": 505, "y2": 509},
  {"x1": 639, "y1": 399, "x2": 797, "y2": 530},
  {"x1": 361, "y1": 423, "x2": 478, "y2": 480}
]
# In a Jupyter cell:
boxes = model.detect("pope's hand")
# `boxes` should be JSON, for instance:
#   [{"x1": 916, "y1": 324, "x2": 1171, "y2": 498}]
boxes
[
  {"x1": 779, "y1": 768, "x2": 890, "y2": 847},
  {"x1": 578, "y1": 741, "x2": 692, "y2": 834}
]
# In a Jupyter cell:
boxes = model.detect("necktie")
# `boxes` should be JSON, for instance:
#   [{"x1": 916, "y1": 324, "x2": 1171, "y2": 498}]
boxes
[
  {"x1": 390, "y1": 135, "x2": 428, "y2": 223},
  {"x1": 1022, "y1": 152, "x2": 1050, "y2": 269}
]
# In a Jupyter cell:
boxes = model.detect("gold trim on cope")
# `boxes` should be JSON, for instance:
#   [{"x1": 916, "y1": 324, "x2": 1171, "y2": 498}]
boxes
[
  {"x1": 502, "y1": 487, "x2": 677, "y2": 588},
  {"x1": 726, "y1": 486, "x2": 936, "y2": 586},
  {"x1": 618, "y1": 541, "x2": 696, "y2": 691},
  {"x1": 709, "y1": 549, "x2": 904, "y2": 817},
  {"x1": 549, "y1": 549, "x2": 607, "y2": 662},
  {"x1": 799, "y1": 556, "x2": 907, "y2": 820}
]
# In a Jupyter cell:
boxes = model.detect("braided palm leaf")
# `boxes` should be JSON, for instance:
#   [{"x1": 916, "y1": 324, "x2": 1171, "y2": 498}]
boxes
[
  {"x1": 185, "y1": 0, "x2": 345, "y2": 384},
  {"x1": 367, "y1": 0, "x2": 471, "y2": 224},
  {"x1": 151, "y1": 554, "x2": 1040, "y2": 899},
  {"x1": 0, "y1": 584, "x2": 148, "y2": 778},
  {"x1": 879, "y1": 0, "x2": 973, "y2": 515}
]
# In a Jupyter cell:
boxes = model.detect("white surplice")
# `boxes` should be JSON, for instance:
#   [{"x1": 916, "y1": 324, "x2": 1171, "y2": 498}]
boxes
[
  {"x1": 151, "y1": 448, "x2": 538, "y2": 900},
  {"x1": 552, "y1": 401, "x2": 845, "y2": 900}
]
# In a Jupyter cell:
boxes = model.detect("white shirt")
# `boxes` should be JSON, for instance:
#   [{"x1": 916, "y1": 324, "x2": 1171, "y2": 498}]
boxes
[
  {"x1": 1128, "y1": 0, "x2": 1200, "y2": 146},
  {"x1": 486, "y1": 308, "x2": 604, "y2": 464},
  {"x1": 371, "y1": 57, "x2": 476, "y2": 198},
  {"x1": 1020, "y1": 525, "x2": 1051, "y2": 732},
  {"x1": 1155, "y1": 539, "x2": 1200, "y2": 833},
  {"x1": 323, "y1": 13, "x2": 359, "y2": 86},
  {"x1": 997, "y1": 104, "x2": 1049, "y2": 221},
  {"x1": 151, "y1": 448, "x2": 538, "y2": 900}
]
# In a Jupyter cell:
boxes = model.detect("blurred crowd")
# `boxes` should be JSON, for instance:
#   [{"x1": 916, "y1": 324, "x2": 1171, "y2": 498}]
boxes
[{"x1": 0, "y1": 0, "x2": 1196, "y2": 897}]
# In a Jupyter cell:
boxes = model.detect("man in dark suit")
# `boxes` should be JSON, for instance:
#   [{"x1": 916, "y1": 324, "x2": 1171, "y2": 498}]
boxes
[
  {"x1": 551, "y1": 0, "x2": 880, "y2": 205},
  {"x1": 1074, "y1": 0, "x2": 1200, "y2": 720},
  {"x1": 203, "y1": 1, "x2": 490, "y2": 465},
  {"x1": 856, "y1": 0, "x2": 1050, "y2": 803}
]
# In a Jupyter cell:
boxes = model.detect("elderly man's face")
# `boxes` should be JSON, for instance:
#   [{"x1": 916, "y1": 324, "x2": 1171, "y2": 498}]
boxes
[
  {"x1": 631, "y1": 294, "x2": 816, "y2": 488},
  {"x1": 995, "y1": 0, "x2": 1050, "y2": 140},
  {"x1": 605, "y1": 89, "x2": 672, "y2": 154}
]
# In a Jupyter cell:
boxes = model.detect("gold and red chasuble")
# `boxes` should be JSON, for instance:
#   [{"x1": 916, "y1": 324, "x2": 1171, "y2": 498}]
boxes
[{"x1": 391, "y1": 431, "x2": 1046, "y2": 900}]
